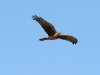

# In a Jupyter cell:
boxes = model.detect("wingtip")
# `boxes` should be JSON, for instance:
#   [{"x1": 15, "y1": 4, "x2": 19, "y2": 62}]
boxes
[
  {"x1": 32, "y1": 15, "x2": 38, "y2": 20},
  {"x1": 72, "y1": 41, "x2": 78, "y2": 45}
]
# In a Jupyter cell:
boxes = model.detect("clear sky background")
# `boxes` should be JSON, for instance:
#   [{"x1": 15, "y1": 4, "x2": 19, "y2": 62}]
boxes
[{"x1": 0, "y1": 0, "x2": 100, "y2": 75}]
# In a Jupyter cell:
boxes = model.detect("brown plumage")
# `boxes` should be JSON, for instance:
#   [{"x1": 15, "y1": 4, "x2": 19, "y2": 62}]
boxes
[{"x1": 32, "y1": 15, "x2": 78, "y2": 44}]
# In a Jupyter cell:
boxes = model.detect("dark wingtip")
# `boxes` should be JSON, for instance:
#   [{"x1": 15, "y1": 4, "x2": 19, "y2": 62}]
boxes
[
  {"x1": 32, "y1": 15, "x2": 38, "y2": 20},
  {"x1": 72, "y1": 40, "x2": 78, "y2": 45}
]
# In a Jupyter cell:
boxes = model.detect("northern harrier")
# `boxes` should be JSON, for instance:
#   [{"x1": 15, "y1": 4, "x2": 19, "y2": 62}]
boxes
[{"x1": 32, "y1": 15, "x2": 78, "y2": 44}]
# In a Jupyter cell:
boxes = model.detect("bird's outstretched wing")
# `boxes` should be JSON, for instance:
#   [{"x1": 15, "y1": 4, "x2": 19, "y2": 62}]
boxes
[
  {"x1": 59, "y1": 34, "x2": 78, "y2": 44},
  {"x1": 32, "y1": 15, "x2": 57, "y2": 36}
]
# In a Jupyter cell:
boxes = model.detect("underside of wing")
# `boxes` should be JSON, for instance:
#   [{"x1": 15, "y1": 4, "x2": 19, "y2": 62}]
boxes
[
  {"x1": 59, "y1": 34, "x2": 78, "y2": 44},
  {"x1": 32, "y1": 15, "x2": 57, "y2": 36}
]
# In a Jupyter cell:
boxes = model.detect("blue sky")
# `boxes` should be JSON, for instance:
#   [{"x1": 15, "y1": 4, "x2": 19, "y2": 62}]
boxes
[{"x1": 0, "y1": 0, "x2": 100, "y2": 75}]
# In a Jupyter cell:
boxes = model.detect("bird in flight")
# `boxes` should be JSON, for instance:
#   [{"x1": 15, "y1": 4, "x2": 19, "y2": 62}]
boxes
[{"x1": 32, "y1": 15, "x2": 78, "y2": 44}]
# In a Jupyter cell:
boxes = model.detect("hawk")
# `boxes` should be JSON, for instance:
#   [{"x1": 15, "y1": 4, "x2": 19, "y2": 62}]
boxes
[{"x1": 32, "y1": 15, "x2": 78, "y2": 44}]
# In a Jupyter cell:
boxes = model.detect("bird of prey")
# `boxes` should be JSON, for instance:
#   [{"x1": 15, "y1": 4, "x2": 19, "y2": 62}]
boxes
[{"x1": 32, "y1": 15, "x2": 78, "y2": 44}]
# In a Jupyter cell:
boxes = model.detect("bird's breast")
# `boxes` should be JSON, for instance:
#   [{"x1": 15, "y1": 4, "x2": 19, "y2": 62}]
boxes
[{"x1": 48, "y1": 33, "x2": 58, "y2": 40}]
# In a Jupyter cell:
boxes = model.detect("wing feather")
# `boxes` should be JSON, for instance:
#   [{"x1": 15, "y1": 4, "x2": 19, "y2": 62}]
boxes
[
  {"x1": 32, "y1": 15, "x2": 57, "y2": 36},
  {"x1": 59, "y1": 34, "x2": 78, "y2": 44}
]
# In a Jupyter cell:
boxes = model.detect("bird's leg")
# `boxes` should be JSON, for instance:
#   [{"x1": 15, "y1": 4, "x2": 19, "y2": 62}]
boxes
[{"x1": 39, "y1": 37, "x2": 48, "y2": 41}]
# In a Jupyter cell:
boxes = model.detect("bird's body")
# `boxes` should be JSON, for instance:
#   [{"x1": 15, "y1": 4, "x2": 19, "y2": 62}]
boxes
[
  {"x1": 39, "y1": 32, "x2": 59, "y2": 40},
  {"x1": 47, "y1": 33, "x2": 59, "y2": 40},
  {"x1": 32, "y1": 15, "x2": 78, "y2": 44}
]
